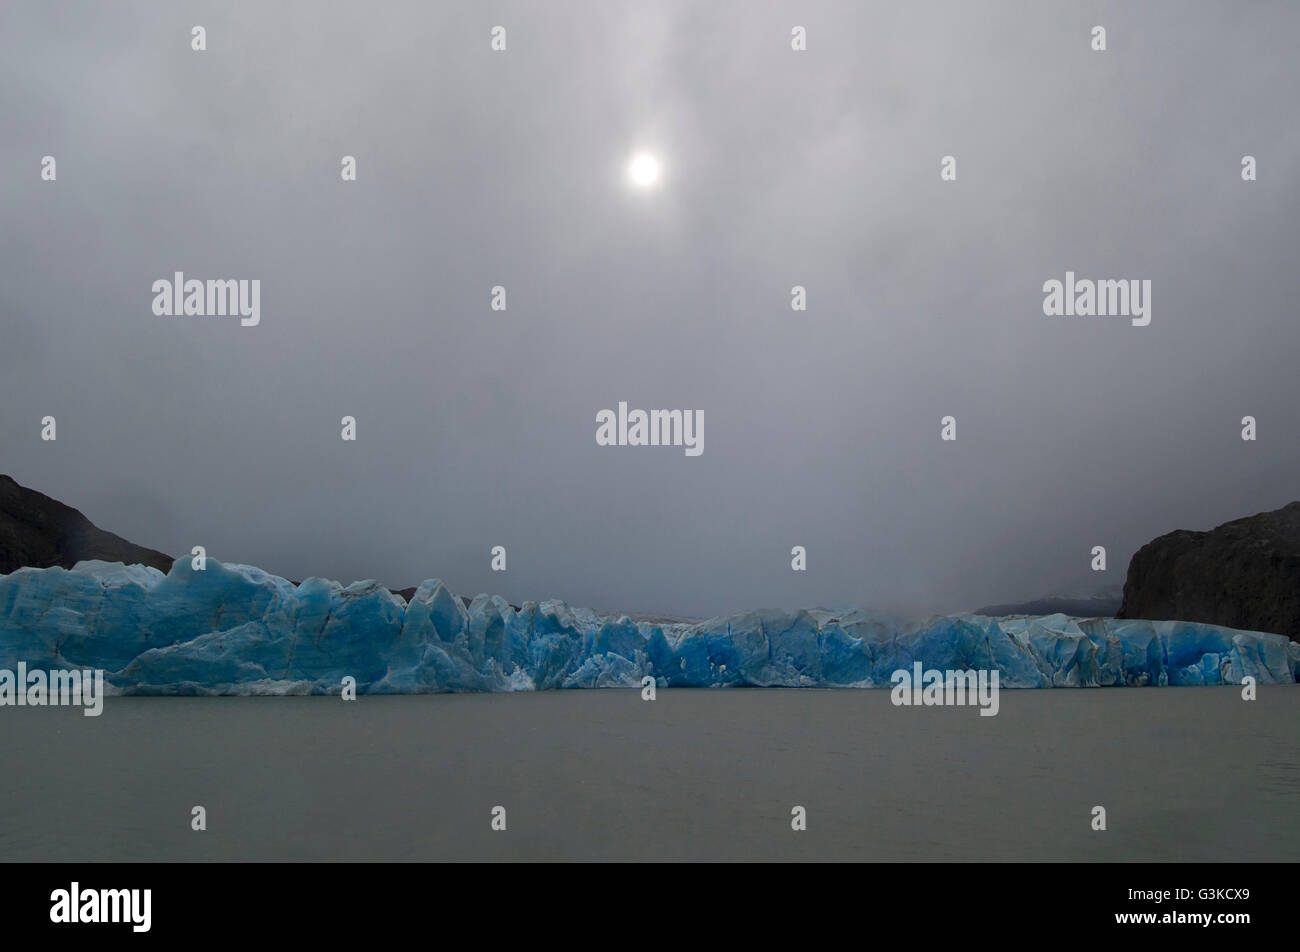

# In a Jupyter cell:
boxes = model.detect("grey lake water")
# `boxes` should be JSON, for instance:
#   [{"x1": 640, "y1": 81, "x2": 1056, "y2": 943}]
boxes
[{"x1": 1, "y1": 687, "x2": 1296, "y2": 862}]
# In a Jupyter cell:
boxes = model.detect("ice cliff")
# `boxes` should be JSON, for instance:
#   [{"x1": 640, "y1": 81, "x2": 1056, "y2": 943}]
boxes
[{"x1": 1, "y1": 560, "x2": 1296, "y2": 694}]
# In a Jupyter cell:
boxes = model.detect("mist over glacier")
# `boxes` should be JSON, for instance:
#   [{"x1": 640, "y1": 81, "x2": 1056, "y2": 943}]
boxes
[{"x1": 1, "y1": 560, "x2": 1295, "y2": 695}]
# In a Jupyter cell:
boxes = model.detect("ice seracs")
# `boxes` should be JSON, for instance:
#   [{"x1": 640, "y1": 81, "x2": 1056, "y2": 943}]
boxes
[{"x1": 0, "y1": 560, "x2": 1295, "y2": 694}]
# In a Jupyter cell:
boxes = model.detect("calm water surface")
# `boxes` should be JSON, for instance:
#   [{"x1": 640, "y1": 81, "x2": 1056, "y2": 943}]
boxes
[{"x1": 1, "y1": 687, "x2": 1296, "y2": 861}]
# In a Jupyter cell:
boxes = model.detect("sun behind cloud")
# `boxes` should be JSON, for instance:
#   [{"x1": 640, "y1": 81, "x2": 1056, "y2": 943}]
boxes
[{"x1": 627, "y1": 152, "x2": 661, "y2": 188}]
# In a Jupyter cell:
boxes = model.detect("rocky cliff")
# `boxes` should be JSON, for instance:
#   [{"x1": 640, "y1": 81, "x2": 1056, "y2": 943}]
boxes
[{"x1": 1118, "y1": 502, "x2": 1300, "y2": 643}]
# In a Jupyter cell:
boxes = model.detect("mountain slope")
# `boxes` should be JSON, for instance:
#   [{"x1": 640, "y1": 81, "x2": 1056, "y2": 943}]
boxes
[{"x1": 0, "y1": 474, "x2": 173, "y2": 575}]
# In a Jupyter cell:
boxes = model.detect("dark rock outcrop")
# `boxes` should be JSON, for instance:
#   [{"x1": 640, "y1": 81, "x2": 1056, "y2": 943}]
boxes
[
  {"x1": 2, "y1": 475, "x2": 493, "y2": 608},
  {"x1": 0, "y1": 474, "x2": 174, "y2": 575},
  {"x1": 1118, "y1": 502, "x2": 1300, "y2": 642}
]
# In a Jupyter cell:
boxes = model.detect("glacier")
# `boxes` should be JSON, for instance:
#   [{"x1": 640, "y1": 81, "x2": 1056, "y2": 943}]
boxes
[{"x1": 0, "y1": 559, "x2": 1296, "y2": 695}]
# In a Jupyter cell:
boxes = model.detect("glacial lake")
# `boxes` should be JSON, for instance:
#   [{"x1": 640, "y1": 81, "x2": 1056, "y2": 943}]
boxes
[{"x1": 1, "y1": 687, "x2": 1296, "y2": 861}]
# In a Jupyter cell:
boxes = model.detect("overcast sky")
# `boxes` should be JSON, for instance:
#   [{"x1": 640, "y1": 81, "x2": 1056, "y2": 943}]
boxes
[{"x1": 2, "y1": 1, "x2": 1298, "y2": 618}]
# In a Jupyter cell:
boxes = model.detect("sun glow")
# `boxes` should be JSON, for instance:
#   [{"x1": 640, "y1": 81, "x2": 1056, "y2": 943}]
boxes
[{"x1": 627, "y1": 152, "x2": 661, "y2": 188}]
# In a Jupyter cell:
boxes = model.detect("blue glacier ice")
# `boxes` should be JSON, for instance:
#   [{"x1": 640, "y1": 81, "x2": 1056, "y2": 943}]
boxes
[{"x1": 0, "y1": 560, "x2": 1296, "y2": 694}]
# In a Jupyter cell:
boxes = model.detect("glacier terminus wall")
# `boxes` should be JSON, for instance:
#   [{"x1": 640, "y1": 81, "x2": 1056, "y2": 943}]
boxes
[{"x1": 0, "y1": 560, "x2": 1296, "y2": 695}]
